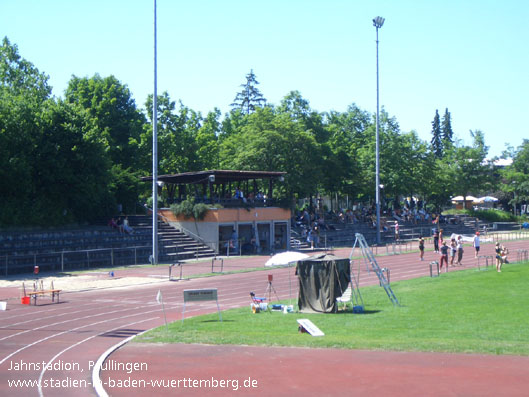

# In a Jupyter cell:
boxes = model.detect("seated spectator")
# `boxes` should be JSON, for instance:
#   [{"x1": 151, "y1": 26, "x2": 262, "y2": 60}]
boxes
[
  {"x1": 123, "y1": 216, "x2": 134, "y2": 234},
  {"x1": 227, "y1": 229, "x2": 239, "y2": 251},
  {"x1": 501, "y1": 245, "x2": 509, "y2": 264},
  {"x1": 108, "y1": 218, "x2": 119, "y2": 231}
]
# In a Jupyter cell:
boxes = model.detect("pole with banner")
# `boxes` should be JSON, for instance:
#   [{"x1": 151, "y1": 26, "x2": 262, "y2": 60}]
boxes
[{"x1": 156, "y1": 289, "x2": 168, "y2": 330}]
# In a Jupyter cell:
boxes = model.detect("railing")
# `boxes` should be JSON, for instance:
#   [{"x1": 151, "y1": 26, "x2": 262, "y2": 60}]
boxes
[
  {"x1": 168, "y1": 197, "x2": 277, "y2": 208},
  {"x1": 489, "y1": 230, "x2": 529, "y2": 242},
  {"x1": 218, "y1": 239, "x2": 244, "y2": 257},
  {"x1": 144, "y1": 204, "x2": 215, "y2": 253},
  {"x1": 1, "y1": 246, "x2": 152, "y2": 276}
]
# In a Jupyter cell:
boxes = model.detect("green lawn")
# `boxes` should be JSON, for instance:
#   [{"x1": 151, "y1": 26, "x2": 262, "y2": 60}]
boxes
[{"x1": 138, "y1": 262, "x2": 529, "y2": 356}]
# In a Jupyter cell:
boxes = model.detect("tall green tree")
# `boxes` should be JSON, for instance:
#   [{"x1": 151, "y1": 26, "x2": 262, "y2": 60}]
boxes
[
  {"x1": 441, "y1": 108, "x2": 453, "y2": 148},
  {"x1": 0, "y1": 37, "x2": 50, "y2": 225},
  {"x1": 445, "y1": 130, "x2": 492, "y2": 208},
  {"x1": 431, "y1": 109, "x2": 443, "y2": 158},
  {"x1": 196, "y1": 108, "x2": 221, "y2": 170},
  {"x1": 64, "y1": 74, "x2": 144, "y2": 170},
  {"x1": 34, "y1": 100, "x2": 113, "y2": 223},
  {"x1": 64, "y1": 74, "x2": 146, "y2": 212},
  {"x1": 1, "y1": 37, "x2": 51, "y2": 100},
  {"x1": 499, "y1": 139, "x2": 529, "y2": 212},
  {"x1": 219, "y1": 107, "x2": 322, "y2": 199},
  {"x1": 142, "y1": 92, "x2": 201, "y2": 175},
  {"x1": 325, "y1": 105, "x2": 371, "y2": 200},
  {"x1": 278, "y1": 91, "x2": 328, "y2": 144},
  {"x1": 230, "y1": 69, "x2": 266, "y2": 114}
]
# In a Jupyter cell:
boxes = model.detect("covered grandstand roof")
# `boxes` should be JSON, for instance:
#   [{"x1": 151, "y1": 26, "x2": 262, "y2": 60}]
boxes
[{"x1": 141, "y1": 170, "x2": 286, "y2": 185}]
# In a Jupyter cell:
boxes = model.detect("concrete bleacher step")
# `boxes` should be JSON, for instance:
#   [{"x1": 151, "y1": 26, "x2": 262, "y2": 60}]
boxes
[
  {"x1": 1, "y1": 214, "x2": 217, "y2": 274},
  {"x1": 128, "y1": 215, "x2": 216, "y2": 263}
]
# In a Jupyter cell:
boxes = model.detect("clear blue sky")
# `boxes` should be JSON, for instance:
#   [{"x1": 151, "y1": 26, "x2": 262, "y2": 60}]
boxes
[{"x1": 2, "y1": 0, "x2": 528, "y2": 158}]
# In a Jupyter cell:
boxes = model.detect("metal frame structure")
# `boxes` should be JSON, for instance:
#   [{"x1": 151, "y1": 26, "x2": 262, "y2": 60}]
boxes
[{"x1": 350, "y1": 233, "x2": 399, "y2": 306}]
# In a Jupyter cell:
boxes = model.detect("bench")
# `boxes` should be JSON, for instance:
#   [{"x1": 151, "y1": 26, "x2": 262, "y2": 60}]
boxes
[{"x1": 27, "y1": 289, "x2": 62, "y2": 305}]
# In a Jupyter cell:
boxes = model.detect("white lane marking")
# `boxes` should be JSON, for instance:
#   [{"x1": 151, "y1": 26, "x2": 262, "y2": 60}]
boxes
[
  {"x1": 0, "y1": 305, "x2": 158, "y2": 364},
  {"x1": 1, "y1": 303, "x2": 123, "y2": 329},
  {"x1": 0, "y1": 301, "x2": 95, "y2": 323},
  {"x1": 92, "y1": 330, "x2": 150, "y2": 397},
  {"x1": 0, "y1": 304, "x2": 146, "y2": 343},
  {"x1": 38, "y1": 317, "x2": 157, "y2": 397}
]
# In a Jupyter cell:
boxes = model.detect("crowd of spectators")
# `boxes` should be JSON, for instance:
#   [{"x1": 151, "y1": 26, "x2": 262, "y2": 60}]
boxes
[{"x1": 293, "y1": 199, "x2": 443, "y2": 241}]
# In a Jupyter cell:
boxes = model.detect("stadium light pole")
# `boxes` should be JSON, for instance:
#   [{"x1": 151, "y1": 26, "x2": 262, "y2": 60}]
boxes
[
  {"x1": 152, "y1": 0, "x2": 159, "y2": 265},
  {"x1": 373, "y1": 16, "x2": 384, "y2": 245}
]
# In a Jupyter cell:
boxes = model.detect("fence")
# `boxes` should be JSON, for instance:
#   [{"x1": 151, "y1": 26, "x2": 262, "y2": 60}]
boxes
[{"x1": 1, "y1": 246, "x2": 152, "y2": 276}]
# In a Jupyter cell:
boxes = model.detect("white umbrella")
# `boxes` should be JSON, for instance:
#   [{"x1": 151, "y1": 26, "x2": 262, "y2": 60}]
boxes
[
  {"x1": 265, "y1": 251, "x2": 309, "y2": 267},
  {"x1": 451, "y1": 195, "x2": 478, "y2": 202},
  {"x1": 476, "y1": 196, "x2": 498, "y2": 203}
]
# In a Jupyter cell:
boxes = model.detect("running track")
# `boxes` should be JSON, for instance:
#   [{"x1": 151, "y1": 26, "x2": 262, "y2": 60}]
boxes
[{"x1": 1, "y1": 239, "x2": 528, "y2": 396}]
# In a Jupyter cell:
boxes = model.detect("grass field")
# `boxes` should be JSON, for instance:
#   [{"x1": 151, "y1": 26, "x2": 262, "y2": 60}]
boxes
[{"x1": 138, "y1": 261, "x2": 529, "y2": 356}]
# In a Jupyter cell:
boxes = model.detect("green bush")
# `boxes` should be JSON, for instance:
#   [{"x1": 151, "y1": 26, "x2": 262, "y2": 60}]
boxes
[
  {"x1": 146, "y1": 194, "x2": 163, "y2": 209},
  {"x1": 471, "y1": 209, "x2": 516, "y2": 222},
  {"x1": 192, "y1": 203, "x2": 210, "y2": 220},
  {"x1": 170, "y1": 198, "x2": 210, "y2": 221},
  {"x1": 443, "y1": 208, "x2": 518, "y2": 223}
]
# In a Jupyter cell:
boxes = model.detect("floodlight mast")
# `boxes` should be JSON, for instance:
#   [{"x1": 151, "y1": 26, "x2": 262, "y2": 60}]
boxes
[
  {"x1": 373, "y1": 16, "x2": 385, "y2": 29},
  {"x1": 152, "y1": 0, "x2": 159, "y2": 265},
  {"x1": 373, "y1": 16, "x2": 384, "y2": 245}
]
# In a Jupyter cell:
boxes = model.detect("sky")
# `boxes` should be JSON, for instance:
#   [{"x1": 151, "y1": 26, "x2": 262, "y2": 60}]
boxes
[{"x1": 2, "y1": 0, "x2": 528, "y2": 158}]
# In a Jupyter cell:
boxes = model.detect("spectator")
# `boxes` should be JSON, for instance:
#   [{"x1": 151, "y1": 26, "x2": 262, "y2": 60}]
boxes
[
  {"x1": 123, "y1": 216, "x2": 134, "y2": 234},
  {"x1": 230, "y1": 229, "x2": 239, "y2": 251},
  {"x1": 501, "y1": 245, "x2": 509, "y2": 265},
  {"x1": 449, "y1": 238, "x2": 457, "y2": 266},
  {"x1": 495, "y1": 242, "x2": 502, "y2": 271},
  {"x1": 432, "y1": 228, "x2": 439, "y2": 253},
  {"x1": 116, "y1": 217, "x2": 124, "y2": 234},
  {"x1": 473, "y1": 232, "x2": 481, "y2": 258},
  {"x1": 108, "y1": 218, "x2": 118, "y2": 231},
  {"x1": 456, "y1": 235, "x2": 464, "y2": 266},
  {"x1": 439, "y1": 241, "x2": 449, "y2": 272},
  {"x1": 307, "y1": 229, "x2": 314, "y2": 250}
]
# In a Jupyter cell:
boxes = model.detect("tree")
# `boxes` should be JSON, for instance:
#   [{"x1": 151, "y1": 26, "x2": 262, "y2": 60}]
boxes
[
  {"x1": 441, "y1": 108, "x2": 453, "y2": 148},
  {"x1": 0, "y1": 37, "x2": 51, "y2": 101},
  {"x1": 445, "y1": 130, "x2": 492, "y2": 208},
  {"x1": 0, "y1": 37, "x2": 51, "y2": 225},
  {"x1": 499, "y1": 139, "x2": 529, "y2": 213},
  {"x1": 230, "y1": 69, "x2": 266, "y2": 114},
  {"x1": 431, "y1": 109, "x2": 443, "y2": 158},
  {"x1": 196, "y1": 109, "x2": 221, "y2": 170},
  {"x1": 325, "y1": 105, "x2": 371, "y2": 199},
  {"x1": 277, "y1": 90, "x2": 311, "y2": 121},
  {"x1": 33, "y1": 100, "x2": 114, "y2": 223},
  {"x1": 142, "y1": 92, "x2": 201, "y2": 175},
  {"x1": 64, "y1": 74, "x2": 146, "y2": 213},
  {"x1": 278, "y1": 91, "x2": 328, "y2": 144},
  {"x1": 219, "y1": 107, "x2": 322, "y2": 199},
  {"x1": 65, "y1": 74, "x2": 144, "y2": 171}
]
